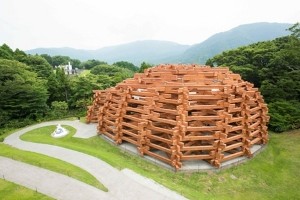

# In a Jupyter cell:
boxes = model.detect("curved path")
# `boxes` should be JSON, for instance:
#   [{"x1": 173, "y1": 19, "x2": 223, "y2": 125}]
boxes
[
  {"x1": 2, "y1": 120, "x2": 186, "y2": 200},
  {"x1": 0, "y1": 156, "x2": 112, "y2": 200}
]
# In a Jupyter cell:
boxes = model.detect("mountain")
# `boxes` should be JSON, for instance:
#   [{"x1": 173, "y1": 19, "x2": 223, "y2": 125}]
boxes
[
  {"x1": 180, "y1": 22, "x2": 291, "y2": 64},
  {"x1": 90, "y1": 40, "x2": 190, "y2": 65},
  {"x1": 26, "y1": 22, "x2": 292, "y2": 65},
  {"x1": 26, "y1": 40, "x2": 190, "y2": 66},
  {"x1": 26, "y1": 47, "x2": 93, "y2": 61}
]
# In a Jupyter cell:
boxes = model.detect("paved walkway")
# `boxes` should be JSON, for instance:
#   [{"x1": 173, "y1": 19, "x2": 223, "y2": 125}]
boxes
[
  {"x1": 3, "y1": 120, "x2": 186, "y2": 200},
  {"x1": 0, "y1": 156, "x2": 113, "y2": 200}
]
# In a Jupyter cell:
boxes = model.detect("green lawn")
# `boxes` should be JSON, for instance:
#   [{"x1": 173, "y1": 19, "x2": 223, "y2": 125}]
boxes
[
  {"x1": 0, "y1": 125, "x2": 107, "y2": 192},
  {"x1": 0, "y1": 179, "x2": 53, "y2": 200},
  {"x1": 20, "y1": 126, "x2": 300, "y2": 200},
  {"x1": 0, "y1": 128, "x2": 21, "y2": 142}
]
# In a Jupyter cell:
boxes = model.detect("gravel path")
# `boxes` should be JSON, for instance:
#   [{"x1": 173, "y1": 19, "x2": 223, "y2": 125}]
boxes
[{"x1": 3, "y1": 120, "x2": 186, "y2": 200}]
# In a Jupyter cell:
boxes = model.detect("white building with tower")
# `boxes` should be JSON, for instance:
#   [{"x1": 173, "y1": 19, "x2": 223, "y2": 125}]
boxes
[{"x1": 56, "y1": 62, "x2": 75, "y2": 75}]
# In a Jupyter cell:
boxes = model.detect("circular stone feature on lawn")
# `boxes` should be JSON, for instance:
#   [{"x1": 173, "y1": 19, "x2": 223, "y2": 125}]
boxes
[{"x1": 87, "y1": 64, "x2": 270, "y2": 170}]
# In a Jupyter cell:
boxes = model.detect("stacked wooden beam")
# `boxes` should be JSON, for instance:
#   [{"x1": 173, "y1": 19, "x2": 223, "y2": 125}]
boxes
[
  {"x1": 86, "y1": 90, "x2": 108, "y2": 123},
  {"x1": 86, "y1": 64, "x2": 269, "y2": 169}
]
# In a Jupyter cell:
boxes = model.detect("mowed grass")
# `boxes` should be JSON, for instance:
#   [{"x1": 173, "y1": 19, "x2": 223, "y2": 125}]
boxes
[
  {"x1": 1, "y1": 125, "x2": 107, "y2": 192},
  {"x1": 0, "y1": 179, "x2": 53, "y2": 200},
  {"x1": 21, "y1": 126, "x2": 300, "y2": 200}
]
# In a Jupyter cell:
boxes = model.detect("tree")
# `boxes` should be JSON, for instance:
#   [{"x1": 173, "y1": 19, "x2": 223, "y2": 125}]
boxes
[
  {"x1": 80, "y1": 59, "x2": 107, "y2": 70},
  {"x1": 91, "y1": 64, "x2": 121, "y2": 76},
  {"x1": 288, "y1": 22, "x2": 300, "y2": 38},
  {"x1": 229, "y1": 65, "x2": 260, "y2": 87},
  {"x1": 96, "y1": 74, "x2": 114, "y2": 89},
  {"x1": 268, "y1": 101, "x2": 300, "y2": 132},
  {"x1": 70, "y1": 59, "x2": 81, "y2": 69},
  {"x1": 0, "y1": 59, "x2": 48, "y2": 123},
  {"x1": 113, "y1": 61, "x2": 139, "y2": 71},
  {"x1": 52, "y1": 55, "x2": 70, "y2": 66},
  {"x1": 55, "y1": 68, "x2": 71, "y2": 102},
  {"x1": 51, "y1": 101, "x2": 68, "y2": 116},
  {"x1": 90, "y1": 64, "x2": 134, "y2": 86},
  {"x1": 69, "y1": 74, "x2": 103, "y2": 109},
  {"x1": 14, "y1": 49, "x2": 27, "y2": 61},
  {"x1": 260, "y1": 80, "x2": 286, "y2": 102},
  {"x1": 139, "y1": 62, "x2": 152, "y2": 73},
  {"x1": 19, "y1": 55, "x2": 54, "y2": 79},
  {"x1": 40, "y1": 54, "x2": 53, "y2": 66},
  {"x1": 0, "y1": 44, "x2": 14, "y2": 60},
  {"x1": 47, "y1": 72, "x2": 60, "y2": 104}
]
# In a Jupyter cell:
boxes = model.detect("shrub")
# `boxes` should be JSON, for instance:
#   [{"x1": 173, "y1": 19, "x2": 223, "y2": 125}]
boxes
[{"x1": 268, "y1": 100, "x2": 300, "y2": 132}]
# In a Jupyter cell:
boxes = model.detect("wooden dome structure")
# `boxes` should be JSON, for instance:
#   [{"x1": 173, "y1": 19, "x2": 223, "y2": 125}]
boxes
[{"x1": 87, "y1": 64, "x2": 269, "y2": 169}]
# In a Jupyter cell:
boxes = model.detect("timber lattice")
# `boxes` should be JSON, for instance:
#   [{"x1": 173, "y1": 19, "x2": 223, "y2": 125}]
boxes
[{"x1": 86, "y1": 64, "x2": 269, "y2": 170}]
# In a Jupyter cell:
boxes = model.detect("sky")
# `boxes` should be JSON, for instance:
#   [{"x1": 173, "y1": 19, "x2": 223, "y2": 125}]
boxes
[{"x1": 0, "y1": 0, "x2": 299, "y2": 50}]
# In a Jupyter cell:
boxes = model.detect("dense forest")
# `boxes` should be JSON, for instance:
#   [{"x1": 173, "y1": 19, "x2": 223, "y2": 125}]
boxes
[
  {"x1": 0, "y1": 23, "x2": 299, "y2": 133},
  {"x1": 0, "y1": 45, "x2": 152, "y2": 130},
  {"x1": 206, "y1": 23, "x2": 300, "y2": 132}
]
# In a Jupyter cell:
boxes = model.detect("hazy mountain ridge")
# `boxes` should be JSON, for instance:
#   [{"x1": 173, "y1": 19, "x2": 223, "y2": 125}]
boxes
[
  {"x1": 27, "y1": 47, "x2": 93, "y2": 60},
  {"x1": 26, "y1": 22, "x2": 292, "y2": 65},
  {"x1": 181, "y1": 22, "x2": 291, "y2": 63},
  {"x1": 89, "y1": 40, "x2": 190, "y2": 65},
  {"x1": 27, "y1": 40, "x2": 190, "y2": 65}
]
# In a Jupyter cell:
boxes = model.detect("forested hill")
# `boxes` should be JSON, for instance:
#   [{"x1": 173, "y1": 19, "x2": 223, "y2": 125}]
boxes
[
  {"x1": 206, "y1": 23, "x2": 300, "y2": 132},
  {"x1": 0, "y1": 43, "x2": 141, "y2": 129},
  {"x1": 26, "y1": 22, "x2": 290, "y2": 65},
  {"x1": 180, "y1": 22, "x2": 291, "y2": 64}
]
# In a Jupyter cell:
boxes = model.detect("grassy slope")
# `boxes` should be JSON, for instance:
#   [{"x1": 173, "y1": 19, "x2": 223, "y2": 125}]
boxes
[
  {"x1": 0, "y1": 125, "x2": 107, "y2": 192},
  {"x1": 20, "y1": 126, "x2": 300, "y2": 200},
  {"x1": 0, "y1": 179, "x2": 53, "y2": 200}
]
